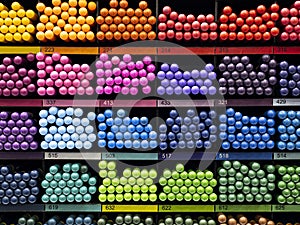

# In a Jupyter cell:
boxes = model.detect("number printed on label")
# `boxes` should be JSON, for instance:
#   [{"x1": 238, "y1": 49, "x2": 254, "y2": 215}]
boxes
[
  {"x1": 218, "y1": 205, "x2": 228, "y2": 210},
  {"x1": 48, "y1": 153, "x2": 58, "y2": 159},
  {"x1": 160, "y1": 48, "x2": 171, "y2": 53},
  {"x1": 218, "y1": 100, "x2": 228, "y2": 105},
  {"x1": 103, "y1": 100, "x2": 114, "y2": 106},
  {"x1": 161, "y1": 100, "x2": 171, "y2": 105},
  {"x1": 45, "y1": 100, "x2": 56, "y2": 106},
  {"x1": 276, "y1": 153, "x2": 287, "y2": 158},
  {"x1": 275, "y1": 205, "x2": 285, "y2": 210},
  {"x1": 276, "y1": 99, "x2": 287, "y2": 105},
  {"x1": 105, "y1": 153, "x2": 115, "y2": 158},
  {"x1": 162, "y1": 205, "x2": 172, "y2": 210},
  {"x1": 218, "y1": 153, "x2": 229, "y2": 159},
  {"x1": 105, "y1": 205, "x2": 115, "y2": 210},
  {"x1": 48, "y1": 204, "x2": 59, "y2": 210},
  {"x1": 44, "y1": 47, "x2": 55, "y2": 53},
  {"x1": 161, "y1": 153, "x2": 172, "y2": 159}
]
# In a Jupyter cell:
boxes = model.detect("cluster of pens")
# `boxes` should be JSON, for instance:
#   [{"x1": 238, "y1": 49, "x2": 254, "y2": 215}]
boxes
[
  {"x1": 219, "y1": 108, "x2": 276, "y2": 150},
  {"x1": 160, "y1": 215, "x2": 216, "y2": 225},
  {"x1": 278, "y1": 61, "x2": 300, "y2": 96},
  {"x1": 41, "y1": 163, "x2": 97, "y2": 203},
  {"x1": 217, "y1": 214, "x2": 275, "y2": 225},
  {"x1": 280, "y1": 1, "x2": 300, "y2": 41},
  {"x1": 96, "y1": 0, "x2": 156, "y2": 41},
  {"x1": 36, "y1": 52, "x2": 94, "y2": 96},
  {"x1": 159, "y1": 163, "x2": 217, "y2": 202},
  {"x1": 45, "y1": 215, "x2": 96, "y2": 225},
  {"x1": 97, "y1": 214, "x2": 154, "y2": 225},
  {"x1": 36, "y1": 0, "x2": 96, "y2": 42},
  {"x1": 95, "y1": 53, "x2": 155, "y2": 95},
  {"x1": 98, "y1": 161, "x2": 158, "y2": 202},
  {"x1": 0, "y1": 166, "x2": 40, "y2": 205},
  {"x1": 156, "y1": 63, "x2": 217, "y2": 96},
  {"x1": 0, "y1": 111, "x2": 38, "y2": 151},
  {"x1": 219, "y1": 4, "x2": 280, "y2": 41},
  {"x1": 159, "y1": 109, "x2": 217, "y2": 151},
  {"x1": 17, "y1": 215, "x2": 41, "y2": 225},
  {"x1": 0, "y1": 54, "x2": 37, "y2": 97},
  {"x1": 277, "y1": 165, "x2": 300, "y2": 204},
  {"x1": 277, "y1": 110, "x2": 300, "y2": 150},
  {"x1": 97, "y1": 109, "x2": 157, "y2": 150},
  {"x1": 218, "y1": 161, "x2": 275, "y2": 203},
  {"x1": 39, "y1": 107, "x2": 97, "y2": 150},
  {"x1": 218, "y1": 55, "x2": 277, "y2": 96},
  {"x1": 158, "y1": 6, "x2": 218, "y2": 41},
  {"x1": 0, "y1": 2, "x2": 37, "y2": 43}
]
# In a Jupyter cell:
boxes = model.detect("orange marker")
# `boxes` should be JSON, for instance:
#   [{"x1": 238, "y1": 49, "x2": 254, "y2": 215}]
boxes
[
  {"x1": 40, "y1": 15, "x2": 49, "y2": 23},
  {"x1": 60, "y1": 31, "x2": 69, "y2": 41},
  {"x1": 45, "y1": 30, "x2": 56, "y2": 40},
  {"x1": 37, "y1": 23, "x2": 46, "y2": 31},
  {"x1": 69, "y1": 0, "x2": 77, "y2": 7},
  {"x1": 17, "y1": 24, "x2": 25, "y2": 33},
  {"x1": 68, "y1": 16, "x2": 77, "y2": 25},
  {"x1": 120, "y1": 0, "x2": 128, "y2": 9},
  {"x1": 53, "y1": 6, "x2": 61, "y2": 15},
  {"x1": 113, "y1": 31, "x2": 122, "y2": 40},
  {"x1": 105, "y1": 31, "x2": 113, "y2": 40},
  {"x1": 82, "y1": 24, "x2": 90, "y2": 32},
  {"x1": 110, "y1": 0, "x2": 119, "y2": 8},
  {"x1": 77, "y1": 31, "x2": 86, "y2": 41},
  {"x1": 118, "y1": 23, "x2": 126, "y2": 32},
  {"x1": 8, "y1": 10, "x2": 17, "y2": 19},
  {"x1": 88, "y1": 2, "x2": 96, "y2": 12},
  {"x1": 53, "y1": 26, "x2": 61, "y2": 35},
  {"x1": 64, "y1": 24, "x2": 72, "y2": 32},
  {"x1": 86, "y1": 16, "x2": 94, "y2": 25},
  {"x1": 86, "y1": 31, "x2": 95, "y2": 41},
  {"x1": 50, "y1": 15, "x2": 58, "y2": 24},
  {"x1": 36, "y1": 3, "x2": 46, "y2": 12},
  {"x1": 52, "y1": 0, "x2": 61, "y2": 6},
  {"x1": 143, "y1": 24, "x2": 152, "y2": 32},
  {"x1": 147, "y1": 31, "x2": 156, "y2": 40},
  {"x1": 126, "y1": 8, "x2": 134, "y2": 17},
  {"x1": 122, "y1": 16, "x2": 130, "y2": 24},
  {"x1": 122, "y1": 31, "x2": 130, "y2": 40},
  {"x1": 68, "y1": 7, "x2": 77, "y2": 16},
  {"x1": 131, "y1": 16, "x2": 139, "y2": 25},
  {"x1": 109, "y1": 8, "x2": 117, "y2": 17},
  {"x1": 8, "y1": 25, "x2": 17, "y2": 33},
  {"x1": 131, "y1": 31, "x2": 139, "y2": 40},
  {"x1": 69, "y1": 31, "x2": 78, "y2": 41},
  {"x1": 101, "y1": 24, "x2": 109, "y2": 32},
  {"x1": 79, "y1": 8, "x2": 88, "y2": 16},
  {"x1": 139, "y1": 16, "x2": 147, "y2": 24},
  {"x1": 139, "y1": 31, "x2": 147, "y2": 40},
  {"x1": 96, "y1": 16, "x2": 104, "y2": 24},
  {"x1": 135, "y1": 8, "x2": 143, "y2": 17},
  {"x1": 104, "y1": 16, "x2": 113, "y2": 25},
  {"x1": 45, "y1": 22, "x2": 54, "y2": 30},
  {"x1": 73, "y1": 23, "x2": 81, "y2": 32},
  {"x1": 139, "y1": 1, "x2": 148, "y2": 10},
  {"x1": 143, "y1": 8, "x2": 152, "y2": 17},
  {"x1": 44, "y1": 7, "x2": 53, "y2": 16},
  {"x1": 100, "y1": 8, "x2": 109, "y2": 17},
  {"x1": 126, "y1": 24, "x2": 134, "y2": 32},
  {"x1": 97, "y1": 31, "x2": 105, "y2": 40},
  {"x1": 57, "y1": 19, "x2": 66, "y2": 28},
  {"x1": 135, "y1": 23, "x2": 143, "y2": 32},
  {"x1": 113, "y1": 16, "x2": 121, "y2": 25},
  {"x1": 118, "y1": 8, "x2": 126, "y2": 17},
  {"x1": 26, "y1": 24, "x2": 35, "y2": 33},
  {"x1": 36, "y1": 31, "x2": 46, "y2": 41},
  {"x1": 109, "y1": 24, "x2": 117, "y2": 32},
  {"x1": 61, "y1": 12, "x2": 69, "y2": 20},
  {"x1": 17, "y1": 9, "x2": 26, "y2": 18},
  {"x1": 79, "y1": 0, "x2": 87, "y2": 8},
  {"x1": 148, "y1": 16, "x2": 156, "y2": 25},
  {"x1": 77, "y1": 16, "x2": 86, "y2": 25},
  {"x1": 61, "y1": 2, "x2": 69, "y2": 11}
]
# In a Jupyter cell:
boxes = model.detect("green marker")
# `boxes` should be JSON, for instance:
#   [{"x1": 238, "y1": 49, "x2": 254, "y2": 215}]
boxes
[
  {"x1": 296, "y1": 196, "x2": 300, "y2": 204},
  {"x1": 168, "y1": 178, "x2": 175, "y2": 187},
  {"x1": 111, "y1": 177, "x2": 120, "y2": 186},
  {"x1": 188, "y1": 171, "x2": 197, "y2": 180},
  {"x1": 176, "y1": 193, "x2": 184, "y2": 201},
  {"x1": 116, "y1": 194, "x2": 123, "y2": 202},
  {"x1": 256, "y1": 169, "x2": 265, "y2": 178},
  {"x1": 265, "y1": 165, "x2": 275, "y2": 173},
  {"x1": 287, "y1": 196, "x2": 294, "y2": 204},
  {"x1": 248, "y1": 170, "x2": 256, "y2": 179},
  {"x1": 176, "y1": 164, "x2": 185, "y2": 173},
  {"x1": 141, "y1": 193, "x2": 149, "y2": 201},
  {"x1": 159, "y1": 177, "x2": 167, "y2": 186},
  {"x1": 219, "y1": 177, "x2": 227, "y2": 185},
  {"x1": 180, "y1": 171, "x2": 188, "y2": 180},
  {"x1": 260, "y1": 178, "x2": 268, "y2": 186},
  {"x1": 219, "y1": 186, "x2": 227, "y2": 194},
  {"x1": 107, "y1": 185, "x2": 115, "y2": 194},
  {"x1": 255, "y1": 193, "x2": 263, "y2": 202},
  {"x1": 124, "y1": 184, "x2": 132, "y2": 193},
  {"x1": 264, "y1": 193, "x2": 272, "y2": 202},
  {"x1": 103, "y1": 178, "x2": 111, "y2": 187},
  {"x1": 251, "y1": 187, "x2": 259, "y2": 195},
  {"x1": 172, "y1": 171, "x2": 180, "y2": 180},
  {"x1": 172, "y1": 186, "x2": 179, "y2": 194},
  {"x1": 107, "y1": 161, "x2": 116, "y2": 171},
  {"x1": 240, "y1": 165, "x2": 249, "y2": 174},
  {"x1": 223, "y1": 161, "x2": 232, "y2": 169},
  {"x1": 205, "y1": 171, "x2": 214, "y2": 180},
  {"x1": 237, "y1": 193, "x2": 244, "y2": 202},
  {"x1": 197, "y1": 186, "x2": 204, "y2": 194},
  {"x1": 292, "y1": 189, "x2": 299, "y2": 198},
  {"x1": 209, "y1": 193, "x2": 217, "y2": 202},
  {"x1": 128, "y1": 177, "x2": 136, "y2": 186},
  {"x1": 267, "y1": 183, "x2": 275, "y2": 191},
  {"x1": 209, "y1": 179, "x2": 217, "y2": 187},
  {"x1": 251, "y1": 178, "x2": 259, "y2": 186},
  {"x1": 277, "y1": 166, "x2": 287, "y2": 175},
  {"x1": 176, "y1": 178, "x2": 184, "y2": 187},
  {"x1": 107, "y1": 193, "x2": 115, "y2": 202},
  {"x1": 98, "y1": 185, "x2": 106, "y2": 194},
  {"x1": 120, "y1": 176, "x2": 128, "y2": 185},
  {"x1": 184, "y1": 179, "x2": 192, "y2": 187},
  {"x1": 193, "y1": 193, "x2": 200, "y2": 201},
  {"x1": 193, "y1": 179, "x2": 200, "y2": 187},
  {"x1": 205, "y1": 186, "x2": 213, "y2": 194},
  {"x1": 228, "y1": 168, "x2": 236, "y2": 177},
  {"x1": 141, "y1": 185, "x2": 148, "y2": 193},
  {"x1": 124, "y1": 193, "x2": 132, "y2": 201},
  {"x1": 218, "y1": 168, "x2": 227, "y2": 177},
  {"x1": 242, "y1": 186, "x2": 250, "y2": 194},
  {"x1": 235, "y1": 181, "x2": 243, "y2": 190},
  {"x1": 184, "y1": 193, "x2": 192, "y2": 201},
  {"x1": 99, "y1": 170, "x2": 107, "y2": 178},
  {"x1": 115, "y1": 185, "x2": 123, "y2": 194},
  {"x1": 228, "y1": 194, "x2": 236, "y2": 202},
  {"x1": 282, "y1": 189, "x2": 291, "y2": 197},
  {"x1": 108, "y1": 171, "x2": 117, "y2": 179},
  {"x1": 292, "y1": 174, "x2": 299, "y2": 182},
  {"x1": 250, "y1": 162, "x2": 260, "y2": 171},
  {"x1": 219, "y1": 194, "x2": 227, "y2": 202},
  {"x1": 167, "y1": 193, "x2": 175, "y2": 201},
  {"x1": 233, "y1": 161, "x2": 241, "y2": 170},
  {"x1": 201, "y1": 179, "x2": 209, "y2": 187},
  {"x1": 180, "y1": 186, "x2": 187, "y2": 194},
  {"x1": 228, "y1": 177, "x2": 236, "y2": 185},
  {"x1": 235, "y1": 172, "x2": 243, "y2": 181},
  {"x1": 123, "y1": 168, "x2": 132, "y2": 178},
  {"x1": 163, "y1": 185, "x2": 171, "y2": 194},
  {"x1": 228, "y1": 185, "x2": 236, "y2": 194},
  {"x1": 189, "y1": 186, "x2": 196, "y2": 194},
  {"x1": 145, "y1": 178, "x2": 153, "y2": 186},
  {"x1": 141, "y1": 169, "x2": 149, "y2": 178},
  {"x1": 287, "y1": 166, "x2": 295, "y2": 175},
  {"x1": 149, "y1": 193, "x2": 157, "y2": 202},
  {"x1": 133, "y1": 193, "x2": 140, "y2": 201},
  {"x1": 197, "y1": 171, "x2": 205, "y2": 180},
  {"x1": 245, "y1": 193, "x2": 253, "y2": 202},
  {"x1": 98, "y1": 161, "x2": 107, "y2": 170},
  {"x1": 201, "y1": 193, "x2": 208, "y2": 202},
  {"x1": 287, "y1": 181, "x2": 295, "y2": 190},
  {"x1": 278, "y1": 181, "x2": 286, "y2": 190},
  {"x1": 243, "y1": 177, "x2": 250, "y2": 185},
  {"x1": 259, "y1": 187, "x2": 268, "y2": 195},
  {"x1": 149, "y1": 169, "x2": 157, "y2": 179}
]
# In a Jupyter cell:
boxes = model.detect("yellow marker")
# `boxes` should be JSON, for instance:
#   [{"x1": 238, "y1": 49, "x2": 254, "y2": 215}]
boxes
[
  {"x1": 68, "y1": 31, "x2": 77, "y2": 41},
  {"x1": 77, "y1": 16, "x2": 85, "y2": 25},
  {"x1": 11, "y1": 2, "x2": 23, "y2": 11},
  {"x1": 13, "y1": 17, "x2": 21, "y2": 26},
  {"x1": 37, "y1": 23, "x2": 46, "y2": 32},
  {"x1": 77, "y1": 31, "x2": 86, "y2": 41},
  {"x1": 0, "y1": 33, "x2": 5, "y2": 42},
  {"x1": 79, "y1": 7, "x2": 87, "y2": 17},
  {"x1": 8, "y1": 25, "x2": 17, "y2": 33},
  {"x1": 0, "y1": 18, "x2": 3, "y2": 26},
  {"x1": 36, "y1": 3, "x2": 46, "y2": 12},
  {"x1": 79, "y1": 0, "x2": 87, "y2": 8},
  {"x1": 22, "y1": 32, "x2": 34, "y2": 42},
  {"x1": 13, "y1": 32, "x2": 22, "y2": 42},
  {"x1": 26, "y1": 10, "x2": 37, "y2": 20},
  {"x1": 52, "y1": 6, "x2": 61, "y2": 15},
  {"x1": 18, "y1": 25, "x2": 26, "y2": 33},
  {"x1": 1, "y1": 10, "x2": 9, "y2": 19},
  {"x1": 53, "y1": 26, "x2": 61, "y2": 36},
  {"x1": 88, "y1": 2, "x2": 96, "y2": 12},
  {"x1": 69, "y1": 0, "x2": 77, "y2": 7},
  {"x1": 17, "y1": 9, "x2": 26, "y2": 18},
  {"x1": 0, "y1": 3, "x2": 8, "y2": 11},
  {"x1": 57, "y1": 19, "x2": 66, "y2": 28},
  {"x1": 52, "y1": 0, "x2": 61, "y2": 6},
  {"x1": 0, "y1": 25, "x2": 8, "y2": 33},
  {"x1": 26, "y1": 24, "x2": 35, "y2": 33},
  {"x1": 82, "y1": 24, "x2": 90, "y2": 32},
  {"x1": 22, "y1": 17, "x2": 30, "y2": 25},
  {"x1": 5, "y1": 33, "x2": 14, "y2": 42},
  {"x1": 45, "y1": 30, "x2": 56, "y2": 40},
  {"x1": 86, "y1": 16, "x2": 94, "y2": 25},
  {"x1": 73, "y1": 23, "x2": 81, "y2": 32},
  {"x1": 49, "y1": 15, "x2": 58, "y2": 24},
  {"x1": 61, "y1": 2, "x2": 69, "y2": 11},
  {"x1": 44, "y1": 7, "x2": 53, "y2": 16},
  {"x1": 45, "y1": 22, "x2": 54, "y2": 31},
  {"x1": 40, "y1": 15, "x2": 49, "y2": 23},
  {"x1": 36, "y1": 31, "x2": 46, "y2": 41},
  {"x1": 61, "y1": 12, "x2": 69, "y2": 20},
  {"x1": 59, "y1": 30, "x2": 69, "y2": 41},
  {"x1": 68, "y1": 16, "x2": 76, "y2": 25},
  {"x1": 64, "y1": 24, "x2": 72, "y2": 32},
  {"x1": 86, "y1": 31, "x2": 95, "y2": 41},
  {"x1": 4, "y1": 18, "x2": 13, "y2": 26},
  {"x1": 68, "y1": 7, "x2": 77, "y2": 16},
  {"x1": 8, "y1": 10, "x2": 17, "y2": 19}
]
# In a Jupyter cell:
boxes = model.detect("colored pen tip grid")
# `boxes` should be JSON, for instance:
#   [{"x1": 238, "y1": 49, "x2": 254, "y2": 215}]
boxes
[
  {"x1": 98, "y1": 214, "x2": 154, "y2": 225},
  {"x1": 218, "y1": 55, "x2": 277, "y2": 96},
  {"x1": 46, "y1": 215, "x2": 96, "y2": 225},
  {"x1": 157, "y1": 63, "x2": 217, "y2": 96},
  {"x1": 36, "y1": 0, "x2": 96, "y2": 42},
  {"x1": 39, "y1": 107, "x2": 97, "y2": 150},
  {"x1": 96, "y1": 53, "x2": 155, "y2": 95},
  {"x1": 280, "y1": 1, "x2": 300, "y2": 41},
  {"x1": 219, "y1": 108, "x2": 276, "y2": 150},
  {"x1": 0, "y1": 54, "x2": 37, "y2": 97},
  {"x1": 0, "y1": 111, "x2": 38, "y2": 151},
  {"x1": 97, "y1": 109, "x2": 157, "y2": 150},
  {"x1": 277, "y1": 165, "x2": 300, "y2": 204},
  {"x1": 161, "y1": 215, "x2": 216, "y2": 225},
  {"x1": 219, "y1": 4, "x2": 280, "y2": 41},
  {"x1": 17, "y1": 215, "x2": 41, "y2": 225},
  {"x1": 217, "y1": 214, "x2": 274, "y2": 225},
  {"x1": 98, "y1": 160, "x2": 158, "y2": 202},
  {"x1": 279, "y1": 61, "x2": 300, "y2": 96},
  {"x1": 218, "y1": 161, "x2": 275, "y2": 203},
  {"x1": 159, "y1": 163, "x2": 217, "y2": 202},
  {"x1": 277, "y1": 110, "x2": 300, "y2": 150},
  {"x1": 36, "y1": 52, "x2": 94, "y2": 96},
  {"x1": 0, "y1": 165, "x2": 40, "y2": 205},
  {"x1": 96, "y1": 0, "x2": 156, "y2": 41},
  {"x1": 158, "y1": 6, "x2": 218, "y2": 41},
  {"x1": 0, "y1": 2, "x2": 37, "y2": 43},
  {"x1": 159, "y1": 109, "x2": 217, "y2": 150},
  {"x1": 41, "y1": 163, "x2": 97, "y2": 203}
]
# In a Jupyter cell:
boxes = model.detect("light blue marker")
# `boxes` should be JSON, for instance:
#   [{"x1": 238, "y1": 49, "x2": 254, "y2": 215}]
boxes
[{"x1": 74, "y1": 108, "x2": 83, "y2": 117}]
